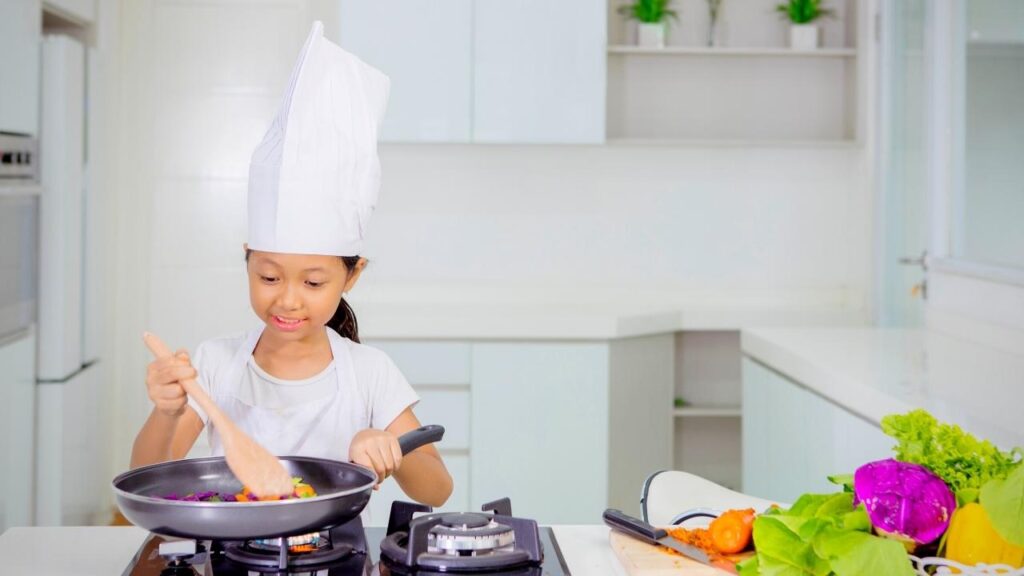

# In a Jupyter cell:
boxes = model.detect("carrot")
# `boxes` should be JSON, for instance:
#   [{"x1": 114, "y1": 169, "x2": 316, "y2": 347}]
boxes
[{"x1": 709, "y1": 508, "x2": 756, "y2": 554}]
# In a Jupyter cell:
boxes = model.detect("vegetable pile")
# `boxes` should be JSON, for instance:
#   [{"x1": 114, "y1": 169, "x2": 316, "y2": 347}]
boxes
[
  {"x1": 668, "y1": 508, "x2": 756, "y2": 558},
  {"x1": 162, "y1": 476, "x2": 317, "y2": 502},
  {"x1": 736, "y1": 409, "x2": 1024, "y2": 575}
]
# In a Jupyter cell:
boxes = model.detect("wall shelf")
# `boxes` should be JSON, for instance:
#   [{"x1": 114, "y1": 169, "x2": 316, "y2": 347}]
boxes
[
  {"x1": 674, "y1": 406, "x2": 742, "y2": 417},
  {"x1": 608, "y1": 46, "x2": 856, "y2": 57}
]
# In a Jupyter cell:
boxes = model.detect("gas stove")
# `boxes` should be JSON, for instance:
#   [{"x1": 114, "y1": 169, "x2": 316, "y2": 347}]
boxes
[{"x1": 122, "y1": 498, "x2": 570, "y2": 575}]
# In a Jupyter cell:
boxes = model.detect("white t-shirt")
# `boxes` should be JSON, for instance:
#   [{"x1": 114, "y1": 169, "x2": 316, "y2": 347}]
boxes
[{"x1": 186, "y1": 331, "x2": 419, "y2": 459}]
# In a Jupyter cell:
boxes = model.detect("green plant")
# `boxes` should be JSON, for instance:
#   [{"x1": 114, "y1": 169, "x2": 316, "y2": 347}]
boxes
[
  {"x1": 775, "y1": 0, "x2": 834, "y2": 24},
  {"x1": 618, "y1": 0, "x2": 678, "y2": 24}
]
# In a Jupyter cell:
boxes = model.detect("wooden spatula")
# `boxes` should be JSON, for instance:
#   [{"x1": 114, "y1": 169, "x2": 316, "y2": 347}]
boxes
[{"x1": 143, "y1": 331, "x2": 294, "y2": 498}]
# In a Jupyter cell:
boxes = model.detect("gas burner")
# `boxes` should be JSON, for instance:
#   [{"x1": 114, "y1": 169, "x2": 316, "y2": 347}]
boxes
[
  {"x1": 428, "y1": 513, "x2": 516, "y2": 555},
  {"x1": 380, "y1": 498, "x2": 544, "y2": 574},
  {"x1": 224, "y1": 532, "x2": 354, "y2": 569}
]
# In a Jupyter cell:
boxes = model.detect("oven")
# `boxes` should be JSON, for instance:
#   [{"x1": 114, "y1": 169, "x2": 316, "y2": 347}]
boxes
[{"x1": 0, "y1": 132, "x2": 39, "y2": 342}]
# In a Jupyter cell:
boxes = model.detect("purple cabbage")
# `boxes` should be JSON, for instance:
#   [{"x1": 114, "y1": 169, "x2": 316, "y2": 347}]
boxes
[{"x1": 853, "y1": 458, "x2": 956, "y2": 546}]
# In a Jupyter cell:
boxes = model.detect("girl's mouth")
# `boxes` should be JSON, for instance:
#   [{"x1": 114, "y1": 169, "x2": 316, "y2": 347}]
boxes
[{"x1": 271, "y1": 315, "x2": 305, "y2": 332}]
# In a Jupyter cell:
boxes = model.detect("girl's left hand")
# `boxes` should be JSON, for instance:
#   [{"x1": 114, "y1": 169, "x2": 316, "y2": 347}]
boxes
[{"x1": 349, "y1": 428, "x2": 402, "y2": 488}]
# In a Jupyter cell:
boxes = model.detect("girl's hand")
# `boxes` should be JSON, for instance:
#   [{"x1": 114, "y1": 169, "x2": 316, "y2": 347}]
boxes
[
  {"x1": 349, "y1": 429, "x2": 402, "y2": 486},
  {"x1": 145, "y1": 349, "x2": 194, "y2": 417}
]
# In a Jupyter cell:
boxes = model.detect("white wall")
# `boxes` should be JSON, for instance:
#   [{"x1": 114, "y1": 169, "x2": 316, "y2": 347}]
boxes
[{"x1": 107, "y1": 0, "x2": 871, "y2": 475}]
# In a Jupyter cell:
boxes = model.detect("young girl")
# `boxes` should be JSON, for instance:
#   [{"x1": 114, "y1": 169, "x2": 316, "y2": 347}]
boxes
[{"x1": 129, "y1": 22, "x2": 452, "y2": 509}]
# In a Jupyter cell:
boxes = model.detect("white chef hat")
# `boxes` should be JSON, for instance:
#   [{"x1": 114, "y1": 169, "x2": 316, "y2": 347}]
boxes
[{"x1": 247, "y1": 21, "x2": 389, "y2": 256}]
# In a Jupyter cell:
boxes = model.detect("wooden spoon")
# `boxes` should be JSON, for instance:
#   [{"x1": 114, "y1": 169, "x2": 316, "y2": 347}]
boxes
[{"x1": 143, "y1": 331, "x2": 294, "y2": 498}]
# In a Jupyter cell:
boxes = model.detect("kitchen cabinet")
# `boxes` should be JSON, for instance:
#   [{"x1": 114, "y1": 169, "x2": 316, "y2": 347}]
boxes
[
  {"x1": 337, "y1": 0, "x2": 473, "y2": 142},
  {"x1": 0, "y1": 0, "x2": 42, "y2": 136},
  {"x1": 471, "y1": 343, "x2": 609, "y2": 524},
  {"x1": 0, "y1": 331, "x2": 36, "y2": 531},
  {"x1": 472, "y1": 0, "x2": 606, "y2": 143},
  {"x1": 335, "y1": 0, "x2": 605, "y2": 143},
  {"x1": 742, "y1": 358, "x2": 891, "y2": 504}
]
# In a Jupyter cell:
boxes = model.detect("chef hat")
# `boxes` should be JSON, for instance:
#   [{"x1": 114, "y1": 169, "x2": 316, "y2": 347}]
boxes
[{"x1": 247, "y1": 21, "x2": 390, "y2": 256}]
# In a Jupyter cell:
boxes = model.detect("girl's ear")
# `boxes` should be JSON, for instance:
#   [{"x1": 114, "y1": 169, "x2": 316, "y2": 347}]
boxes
[{"x1": 343, "y1": 257, "x2": 368, "y2": 293}]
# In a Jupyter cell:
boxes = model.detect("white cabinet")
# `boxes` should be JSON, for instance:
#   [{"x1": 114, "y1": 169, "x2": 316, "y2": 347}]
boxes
[
  {"x1": 471, "y1": 343, "x2": 609, "y2": 524},
  {"x1": 335, "y1": 0, "x2": 606, "y2": 143},
  {"x1": 742, "y1": 358, "x2": 892, "y2": 504},
  {"x1": 0, "y1": 331, "x2": 36, "y2": 531},
  {"x1": 472, "y1": 0, "x2": 606, "y2": 143},
  {"x1": 0, "y1": 0, "x2": 41, "y2": 135},
  {"x1": 337, "y1": 0, "x2": 473, "y2": 142}
]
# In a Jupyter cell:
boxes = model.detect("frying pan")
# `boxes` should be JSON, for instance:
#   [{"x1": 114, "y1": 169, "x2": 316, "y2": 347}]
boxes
[{"x1": 112, "y1": 424, "x2": 444, "y2": 540}]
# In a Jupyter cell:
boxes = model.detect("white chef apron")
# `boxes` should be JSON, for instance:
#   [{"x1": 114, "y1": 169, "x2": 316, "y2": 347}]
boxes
[{"x1": 205, "y1": 326, "x2": 369, "y2": 461}]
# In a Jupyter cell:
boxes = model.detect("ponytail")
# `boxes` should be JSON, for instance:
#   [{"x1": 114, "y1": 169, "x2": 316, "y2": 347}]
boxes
[{"x1": 328, "y1": 256, "x2": 363, "y2": 343}]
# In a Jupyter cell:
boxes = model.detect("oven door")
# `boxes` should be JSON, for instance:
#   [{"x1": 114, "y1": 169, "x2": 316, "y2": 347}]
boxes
[{"x1": 0, "y1": 188, "x2": 38, "y2": 340}]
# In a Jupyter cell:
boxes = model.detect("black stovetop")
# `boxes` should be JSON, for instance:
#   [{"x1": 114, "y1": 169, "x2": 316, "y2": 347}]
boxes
[{"x1": 122, "y1": 526, "x2": 570, "y2": 576}]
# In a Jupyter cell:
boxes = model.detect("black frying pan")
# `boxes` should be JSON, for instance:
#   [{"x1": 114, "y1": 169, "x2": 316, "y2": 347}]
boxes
[{"x1": 112, "y1": 425, "x2": 444, "y2": 540}]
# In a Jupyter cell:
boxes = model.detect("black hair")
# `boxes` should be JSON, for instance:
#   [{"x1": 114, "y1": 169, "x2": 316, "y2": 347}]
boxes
[{"x1": 245, "y1": 251, "x2": 363, "y2": 343}]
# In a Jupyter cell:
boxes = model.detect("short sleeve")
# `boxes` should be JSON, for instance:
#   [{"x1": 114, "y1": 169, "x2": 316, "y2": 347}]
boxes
[{"x1": 369, "y1": 353, "x2": 420, "y2": 430}]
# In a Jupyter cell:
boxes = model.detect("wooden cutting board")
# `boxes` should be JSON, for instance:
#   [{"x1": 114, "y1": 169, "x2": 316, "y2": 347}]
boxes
[{"x1": 609, "y1": 530, "x2": 752, "y2": 575}]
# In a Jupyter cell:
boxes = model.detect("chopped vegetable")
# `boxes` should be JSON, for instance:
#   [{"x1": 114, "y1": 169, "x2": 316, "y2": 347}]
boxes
[
  {"x1": 853, "y1": 459, "x2": 956, "y2": 547},
  {"x1": 709, "y1": 508, "x2": 755, "y2": 554},
  {"x1": 161, "y1": 476, "x2": 317, "y2": 502},
  {"x1": 945, "y1": 502, "x2": 1024, "y2": 568}
]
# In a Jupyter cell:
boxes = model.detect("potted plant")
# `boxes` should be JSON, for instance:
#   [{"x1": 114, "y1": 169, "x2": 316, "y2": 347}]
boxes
[
  {"x1": 618, "y1": 0, "x2": 678, "y2": 49},
  {"x1": 775, "y1": 0, "x2": 834, "y2": 50}
]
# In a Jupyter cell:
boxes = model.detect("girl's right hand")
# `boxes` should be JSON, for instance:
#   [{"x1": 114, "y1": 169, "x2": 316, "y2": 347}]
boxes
[{"x1": 145, "y1": 349, "x2": 194, "y2": 417}]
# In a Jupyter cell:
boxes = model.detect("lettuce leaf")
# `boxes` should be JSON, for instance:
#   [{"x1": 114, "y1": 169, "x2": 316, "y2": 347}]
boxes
[
  {"x1": 881, "y1": 410, "x2": 1021, "y2": 500},
  {"x1": 980, "y1": 463, "x2": 1024, "y2": 546},
  {"x1": 737, "y1": 492, "x2": 914, "y2": 576}
]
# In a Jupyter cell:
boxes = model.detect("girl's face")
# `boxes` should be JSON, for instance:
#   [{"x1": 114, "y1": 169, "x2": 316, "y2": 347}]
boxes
[{"x1": 246, "y1": 249, "x2": 365, "y2": 340}]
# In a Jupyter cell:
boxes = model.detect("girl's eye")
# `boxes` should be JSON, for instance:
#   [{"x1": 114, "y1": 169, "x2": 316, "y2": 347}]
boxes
[
  {"x1": 306, "y1": 281, "x2": 324, "y2": 288},
  {"x1": 260, "y1": 276, "x2": 278, "y2": 283}
]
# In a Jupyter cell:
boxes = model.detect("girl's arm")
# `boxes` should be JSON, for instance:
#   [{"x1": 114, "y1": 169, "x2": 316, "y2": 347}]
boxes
[
  {"x1": 389, "y1": 407, "x2": 454, "y2": 507},
  {"x1": 130, "y1": 407, "x2": 204, "y2": 468}
]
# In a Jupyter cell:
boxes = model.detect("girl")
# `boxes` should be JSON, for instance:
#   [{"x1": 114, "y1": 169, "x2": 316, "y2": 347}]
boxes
[{"x1": 129, "y1": 22, "x2": 452, "y2": 508}]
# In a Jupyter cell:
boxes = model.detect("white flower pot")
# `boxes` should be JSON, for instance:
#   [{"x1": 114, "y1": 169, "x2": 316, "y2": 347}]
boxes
[
  {"x1": 789, "y1": 24, "x2": 820, "y2": 50},
  {"x1": 637, "y1": 22, "x2": 666, "y2": 48}
]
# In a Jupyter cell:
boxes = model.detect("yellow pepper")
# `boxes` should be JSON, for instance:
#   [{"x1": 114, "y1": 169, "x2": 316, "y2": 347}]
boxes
[{"x1": 945, "y1": 503, "x2": 1024, "y2": 568}]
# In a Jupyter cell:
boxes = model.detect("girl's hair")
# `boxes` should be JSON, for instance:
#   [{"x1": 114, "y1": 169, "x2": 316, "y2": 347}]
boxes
[{"x1": 245, "y1": 251, "x2": 363, "y2": 343}]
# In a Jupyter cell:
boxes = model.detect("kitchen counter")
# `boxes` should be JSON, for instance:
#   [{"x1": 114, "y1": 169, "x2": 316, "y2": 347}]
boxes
[
  {"x1": 351, "y1": 283, "x2": 864, "y2": 340},
  {"x1": 742, "y1": 327, "x2": 1024, "y2": 449},
  {"x1": 0, "y1": 525, "x2": 626, "y2": 576}
]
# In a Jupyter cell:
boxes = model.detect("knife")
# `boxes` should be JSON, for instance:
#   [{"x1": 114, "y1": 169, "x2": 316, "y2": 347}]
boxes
[{"x1": 603, "y1": 509, "x2": 738, "y2": 574}]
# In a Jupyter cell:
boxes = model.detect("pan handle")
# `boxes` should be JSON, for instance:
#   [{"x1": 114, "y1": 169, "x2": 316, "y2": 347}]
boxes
[{"x1": 398, "y1": 425, "x2": 445, "y2": 455}]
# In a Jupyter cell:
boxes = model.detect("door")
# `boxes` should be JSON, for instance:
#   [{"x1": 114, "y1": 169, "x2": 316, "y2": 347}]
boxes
[{"x1": 876, "y1": 0, "x2": 930, "y2": 326}]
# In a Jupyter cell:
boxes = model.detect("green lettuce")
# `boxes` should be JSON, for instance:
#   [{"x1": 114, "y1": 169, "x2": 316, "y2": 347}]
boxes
[
  {"x1": 881, "y1": 410, "x2": 1021, "y2": 503},
  {"x1": 736, "y1": 492, "x2": 914, "y2": 576},
  {"x1": 980, "y1": 463, "x2": 1024, "y2": 546}
]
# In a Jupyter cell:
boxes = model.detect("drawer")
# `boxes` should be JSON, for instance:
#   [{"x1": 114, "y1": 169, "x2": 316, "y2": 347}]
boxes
[
  {"x1": 414, "y1": 389, "x2": 470, "y2": 451},
  {"x1": 365, "y1": 454, "x2": 470, "y2": 525},
  {"x1": 366, "y1": 341, "x2": 471, "y2": 387}
]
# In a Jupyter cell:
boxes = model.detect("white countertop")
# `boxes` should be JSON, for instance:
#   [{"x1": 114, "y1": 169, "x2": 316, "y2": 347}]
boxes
[
  {"x1": 742, "y1": 327, "x2": 1024, "y2": 449},
  {"x1": 0, "y1": 525, "x2": 624, "y2": 576},
  {"x1": 351, "y1": 283, "x2": 865, "y2": 340}
]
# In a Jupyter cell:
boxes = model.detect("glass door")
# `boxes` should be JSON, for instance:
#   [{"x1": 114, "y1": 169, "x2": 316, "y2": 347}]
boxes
[{"x1": 876, "y1": 0, "x2": 929, "y2": 326}]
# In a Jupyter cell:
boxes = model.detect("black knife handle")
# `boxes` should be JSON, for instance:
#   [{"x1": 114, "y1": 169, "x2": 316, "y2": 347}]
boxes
[{"x1": 603, "y1": 508, "x2": 668, "y2": 543}]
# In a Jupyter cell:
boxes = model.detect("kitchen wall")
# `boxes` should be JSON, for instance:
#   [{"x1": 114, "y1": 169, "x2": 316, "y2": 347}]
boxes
[{"x1": 107, "y1": 0, "x2": 871, "y2": 477}]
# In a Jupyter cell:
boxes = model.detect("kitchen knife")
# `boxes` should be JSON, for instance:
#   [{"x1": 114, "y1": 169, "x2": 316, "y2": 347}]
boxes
[{"x1": 603, "y1": 508, "x2": 739, "y2": 574}]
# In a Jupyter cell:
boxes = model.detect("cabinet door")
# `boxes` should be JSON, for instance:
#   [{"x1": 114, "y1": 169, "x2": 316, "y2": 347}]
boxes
[
  {"x1": 470, "y1": 343, "x2": 609, "y2": 524},
  {"x1": 0, "y1": 0, "x2": 41, "y2": 135},
  {"x1": 472, "y1": 0, "x2": 606, "y2": 143},
  {"x1": 337, "y1": 0, "x2": 472, "y2": 142},
  {"x1": 0, "y1": 332, "x2": 35, "y2": 531}
]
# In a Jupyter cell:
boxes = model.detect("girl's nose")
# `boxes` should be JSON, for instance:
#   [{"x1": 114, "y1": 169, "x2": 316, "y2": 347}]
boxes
[{"x1": 277, "y1": 282, "x2": 302, "y2": 310}]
